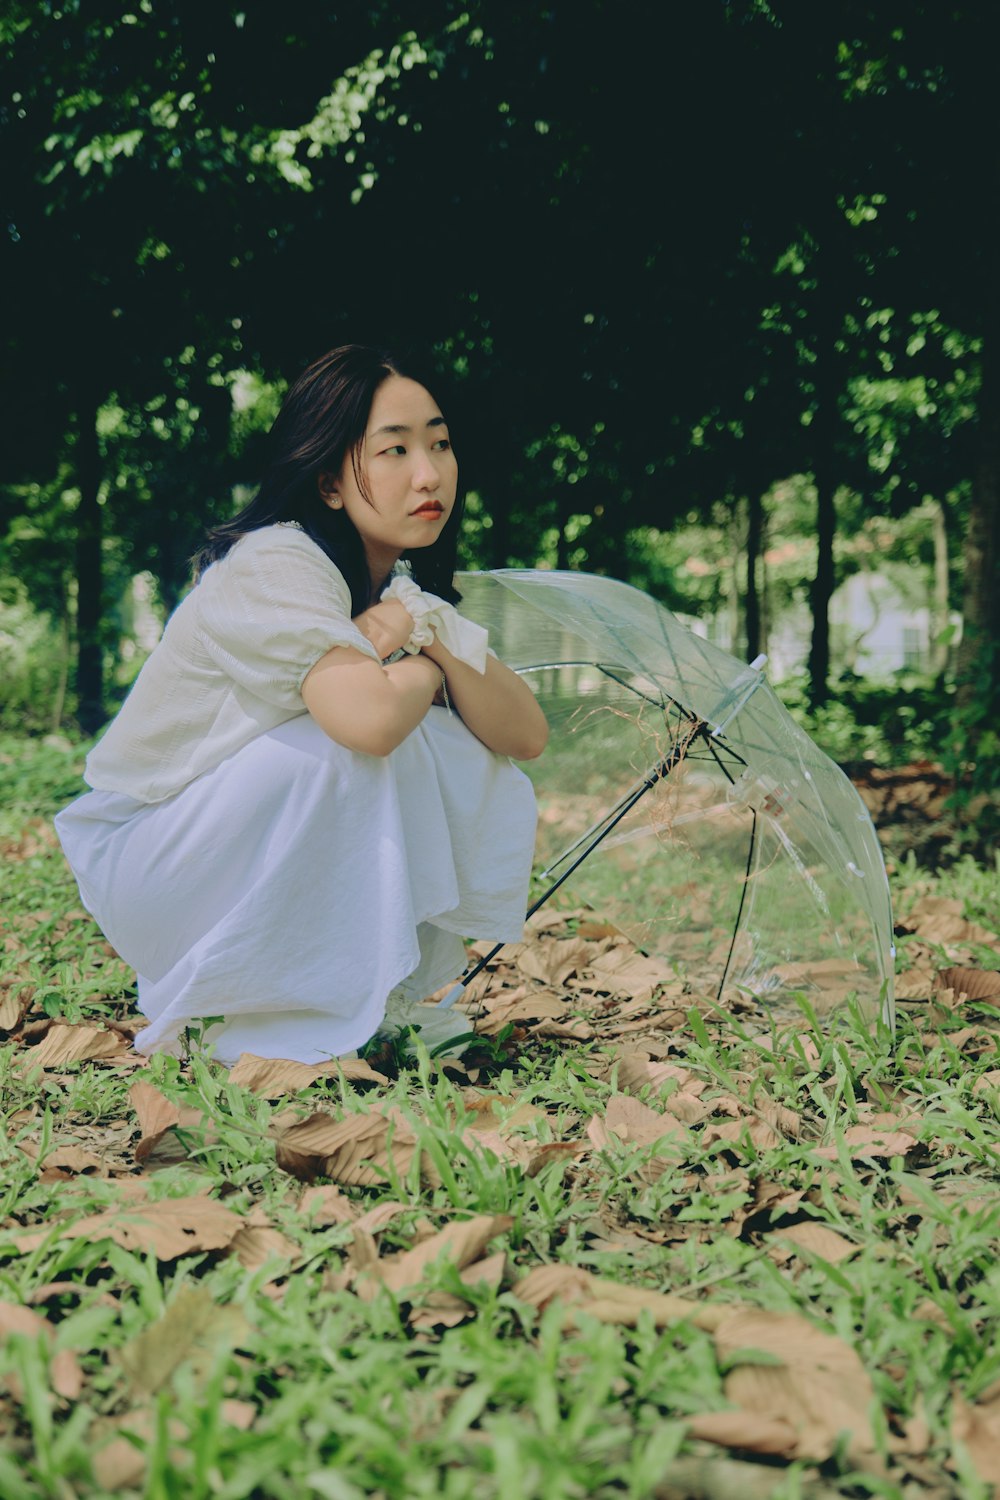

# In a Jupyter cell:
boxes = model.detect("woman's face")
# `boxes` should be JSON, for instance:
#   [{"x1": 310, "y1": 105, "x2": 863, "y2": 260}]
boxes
[{"x1": 321, "y1": 375, "x2": 458, "y2": 573}]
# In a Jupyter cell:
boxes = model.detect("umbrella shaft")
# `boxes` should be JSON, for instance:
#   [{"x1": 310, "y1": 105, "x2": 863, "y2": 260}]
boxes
[{"x1": 459, "y1": 728, "x2": 704, "y2": 992}]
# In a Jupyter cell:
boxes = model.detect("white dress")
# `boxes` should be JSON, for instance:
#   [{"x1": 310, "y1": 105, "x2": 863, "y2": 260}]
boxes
[{"x1": 54, "y1": 528, "x2": 537, "y2": 1066}]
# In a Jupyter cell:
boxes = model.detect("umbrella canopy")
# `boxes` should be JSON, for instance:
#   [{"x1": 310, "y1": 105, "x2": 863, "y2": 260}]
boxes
[{"x1": 457, "y1": 568, "x2": 895, "y2": 1028}]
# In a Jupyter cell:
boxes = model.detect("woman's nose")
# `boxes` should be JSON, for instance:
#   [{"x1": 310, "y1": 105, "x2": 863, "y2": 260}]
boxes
[{"x1": 412, "y1": 452, "x2": 440, "y2": 490}]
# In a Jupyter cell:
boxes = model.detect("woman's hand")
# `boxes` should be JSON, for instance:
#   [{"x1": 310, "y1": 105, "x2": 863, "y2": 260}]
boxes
[
  {"x1": 420, "y1": 638, "x2": 549, "y2": 760},
  {"x1": 353, "y1": 598, "x2": 414, "y2": 660}
]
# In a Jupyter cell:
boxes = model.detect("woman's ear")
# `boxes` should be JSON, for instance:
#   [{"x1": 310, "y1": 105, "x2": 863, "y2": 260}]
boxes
[{"x1": 318, "y1": 473, "x2": 343, "y2": 509}]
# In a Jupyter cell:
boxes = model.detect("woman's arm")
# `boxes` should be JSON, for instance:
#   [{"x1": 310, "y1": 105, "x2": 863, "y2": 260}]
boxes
[
  {"x1": 301, "y1": 647, "x2": 443, "y2": 757},
  {"x1": 419, "y1": 637, "x2": 549, "y2": 760}
]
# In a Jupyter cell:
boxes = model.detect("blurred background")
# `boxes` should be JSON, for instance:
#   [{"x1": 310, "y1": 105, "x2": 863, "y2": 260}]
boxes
[{"x1": 1, "y1": 1, "x2": 997, "y2": 856}]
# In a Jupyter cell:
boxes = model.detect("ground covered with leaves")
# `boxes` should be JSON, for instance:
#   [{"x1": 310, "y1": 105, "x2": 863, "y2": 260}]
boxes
[{"x1": 1, "y1": 733, "x2": 999, "y2": 1500}]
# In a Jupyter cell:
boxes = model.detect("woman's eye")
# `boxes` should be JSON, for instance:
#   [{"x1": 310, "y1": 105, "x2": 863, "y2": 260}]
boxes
[
  {"x1": 433, "y1": 439, "x2": 451, "y2": 451},
  {"x1": 382, "y1": 445, "x2": 406, "y2": 456}
]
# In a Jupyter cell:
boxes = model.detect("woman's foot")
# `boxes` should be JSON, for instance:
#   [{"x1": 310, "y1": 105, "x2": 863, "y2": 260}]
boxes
[{"x1": 375, "y1": 987, "x2": 475, "y2": 1058}]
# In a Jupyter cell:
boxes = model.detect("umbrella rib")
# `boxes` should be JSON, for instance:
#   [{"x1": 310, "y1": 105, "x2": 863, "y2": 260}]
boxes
[
  {"x1": 716, "y1": 806, "x2": 759, "y2": 1002},
  {"x1": 454, "y1": 721, "x2": 706, "y2": 1003}
]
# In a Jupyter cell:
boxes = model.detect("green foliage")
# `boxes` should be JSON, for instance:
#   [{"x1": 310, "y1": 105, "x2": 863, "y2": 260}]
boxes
[
  {"x1": 784, "y1": 672, "x2": 955, "y2": 767},
  {"x1": 0, "y1": 582, "x2": 71, "y2": 733}
]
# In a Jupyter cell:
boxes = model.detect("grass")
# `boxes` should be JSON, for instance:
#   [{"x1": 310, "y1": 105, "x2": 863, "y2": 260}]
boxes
[{"x1": 1, "y1": 731, "x2": 999, "y2": 1498}]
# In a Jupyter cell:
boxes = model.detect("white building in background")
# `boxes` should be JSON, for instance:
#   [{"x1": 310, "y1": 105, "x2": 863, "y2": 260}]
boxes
[{"x1": 684, "y1": 570, "x2": 957, "y2": 681}]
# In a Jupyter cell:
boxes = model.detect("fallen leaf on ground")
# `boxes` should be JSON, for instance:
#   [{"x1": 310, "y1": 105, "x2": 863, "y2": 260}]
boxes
[
  {"x1": 770, "y1": 1221, "x2": 859, "y2": 1264},
  {"x1": 11, "y1": 1192, "x2": 244, "y2": 1260},
  {"x1": 0, "y1": 1300, "x2": 82, "y2": 1399},
  {"x1": 28, "y1": 1143, "x2": 109, "y2": 1179},
  {"x1": 511, "y1": 1264, "x2": 734, "y2": 1331},
  {"x1": 0, "y1": 986, "x2": 30, "y2": 1031},
  {"x1": 936, "y1": 967, "x2": 1000, "y2": 1002},
  {"x1": 899, "y1": 897, "x2": 997, "y2": 948},
  {"x1": 229, "y1": 1220, "x2": 299, "y2": 1274},
  {"x1": 464, "y1": 1128, "x2": 585, "y2": 1176},
  {"x1": 129, "y1": 1079, "x2": 205, "y2": 1163},
  {"x1": 459, "y1": 1093, "x2": 546, "y2": 1134},
  {"x1": 587, "y1": 1093, "x2": 687, "y2": 1153},
  {"x1": 706, "y1": 1308, "x2": 878, "y2": 1466},
  {"x1": 16, "y1": 1023, "x2": 130, "y2": 1070},
  {"x1": 613, "y1": 1050, "x2": 698, "y2": 1094},
  {"x1": 410, "y1": 1250, "x2": 508, "y2": 1330},
  {"x1": 951, "y1": 1388, "x2": 1000, "y2": 1483},
  {"x1": 516, "y1": 935, "x2": 596, "y2": 987},
  {"x1": 297, "y1": 1184, "x2": 358, "y2": 1224},
  {"x1": 274, "y1": 1108, "x2": 438, "y2": 1187},
  {"x1": 356, "y1": 1213, "x2": 512, "y2": 1301},
  {"x1": 686, "y1": 1409, "x2": 798, "y2": 1456},
  {"x1": 91, "y1": 1408, "x2": 188, "y2": 1490},
  {"x1": 813, "y1": 1124, "x2": 918, "y2": 1161},
  {"x1": 474, "y1": 991, "x2": 567, "y2": 1035},
  {"x1": 586, "y1": 947, "x2": 678, "y2": 1000},
  {"x1": 227, "y1": 1052, "x2": 388, "y2": 1094},
  {"x1": 703, "y1": 1117, "x2": 785, "y2": 1150},
  {"x1": 118, "y1": 1285, "x2": 251, "y2": 1396}
]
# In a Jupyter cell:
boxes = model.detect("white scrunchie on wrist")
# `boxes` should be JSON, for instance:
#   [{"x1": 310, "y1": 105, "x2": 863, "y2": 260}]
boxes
[{"x1": 381, "y1": 576, "x2": 490, "y2": 674}]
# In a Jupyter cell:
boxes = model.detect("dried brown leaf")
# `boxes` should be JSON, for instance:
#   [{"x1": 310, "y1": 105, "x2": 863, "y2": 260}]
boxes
[
  {"x1": 128, "y1": 1078, "x2": 208, "y2": 1164},
  {"x1": 614, "y1": 1050, "x2": 697, "y2": 1094},
  {"x1": 0, "y1": 987, "x2": 29, "y2": 1031},
  {"x1": 91, "y1": 1408, "x2": 186, "y2": 1490},
  {"x1": 357, "y1": 1213, "x2": 512, "y2": 1300},
  {"x1": 516, "y1": 935, "x2": 596, "y2": 987},
  {"x1": 711, "y1": 1308, "x2": 877, "y2": 1465},
  {"x1": 11, "y1": 1192, "x2": 243, "y2": 1259},
  {"x1": 409, "y1": 1251, "x2": 508, "y2": 1330},
  {"x1": 703, "y1": 1118, "x2": 784, "y2": 1150},
  {"x1": 598, "y1": 1093, "x2": 687, "y2": 1149},
  {"x1": 227, "y1": 1052, "x2": 388, "y2": 1095},
  {"x1": 813, "y1": 1124, "x2": 917, "y2": 1161},
  {"x1": 771, "y1": 1222, "x2": 859, "y2": 1264},
  {"x1": 297, "y1": 1183, "x2": 358, "y2": 1224},
  {"x1": 353, "y1": 1200, "x2": 412, "y2": 1236},
  {"x1": 229, "y1": 1223, "x2": 299, "y2": 1273},
  {"x1": 587, "y1": 947, "x2": 678, "y2": 1000},
  {"x1": 686, "y1": 1408, "x2": 798, "y2": 1456},
  {"x1": 459, "y1": 1092, "x2": 546, "y2": 1135},
  {"x1": 473, "y1": 991, "x2": 566, "y2": 1036},
  {"x1": 535, "y1": 1017, "x2": 596, "y2": 1040},
  {"x1": 0, "y1": 1300, "x2": 82, "y2": 1400},
  {"x1": 511, "y1": 1264, "x2": 732, "y2": 1331},
  {"x1": 274, "y1": 1108, "x2": 438, "y2": 1187},
  {"x1": 937, "y1": 967, "x2": 1000, "y2": 1002},
  {"x1": 39, "y1": 1144, "x2": 108, "y2": 1177},
  {"x1": 951, "y1": 1389, "x2": 1000, "y2": 1483},
  {"x1": 16, "y1": 1023, "x2": 129, "y2": 1071}
]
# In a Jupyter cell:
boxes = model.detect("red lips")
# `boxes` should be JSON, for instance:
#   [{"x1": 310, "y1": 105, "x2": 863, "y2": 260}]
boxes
[{"x1": 411, "y1": 502, "x2": 444, "y2": 517}]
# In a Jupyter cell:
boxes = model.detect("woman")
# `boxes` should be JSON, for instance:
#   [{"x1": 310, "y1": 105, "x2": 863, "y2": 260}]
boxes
[{"x1": 55, "y1": 346, "x2": 548, "y2": 1066}]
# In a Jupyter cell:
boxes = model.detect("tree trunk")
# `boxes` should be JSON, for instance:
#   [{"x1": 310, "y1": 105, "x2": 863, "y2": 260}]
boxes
[
  {"x1": 807, "y1": 467, "x2": 836, "y2": 706},
  {"x1": 74, "y1": 409, "x2": 104, "y2": 734},
  {"x1": 927, "y1": 497, "x2": 950, "y2": 678},
  {"x1": 51, "y1": 607, "x2": 70, "y2": 734},
  {"x1": 745, "y1": 489, "x2": 763, "y2": 661},
  {"x1": 956, "y1": 336, "x2": 1000, "y2": 709}
]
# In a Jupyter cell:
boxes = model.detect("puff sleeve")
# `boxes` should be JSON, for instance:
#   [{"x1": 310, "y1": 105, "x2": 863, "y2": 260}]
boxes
[{"x1": 197, "y1": 527, "x2": 380, "y2": 709}]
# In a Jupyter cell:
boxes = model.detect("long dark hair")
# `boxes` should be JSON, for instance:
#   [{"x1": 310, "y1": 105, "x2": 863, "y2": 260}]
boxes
[{"x1": 192, "y1": 345, "x2": 463, "y2": 612}]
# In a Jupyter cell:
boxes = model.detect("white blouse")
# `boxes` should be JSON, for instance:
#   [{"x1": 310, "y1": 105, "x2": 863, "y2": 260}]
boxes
[{"x1": 84, "y1": 525, "x2": 379, "y2": 803}]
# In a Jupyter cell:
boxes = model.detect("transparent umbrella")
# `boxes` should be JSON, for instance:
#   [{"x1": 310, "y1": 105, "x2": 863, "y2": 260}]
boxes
[{"x1": 444, "y1": 568, "x2": 895, "y2": 1028}]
